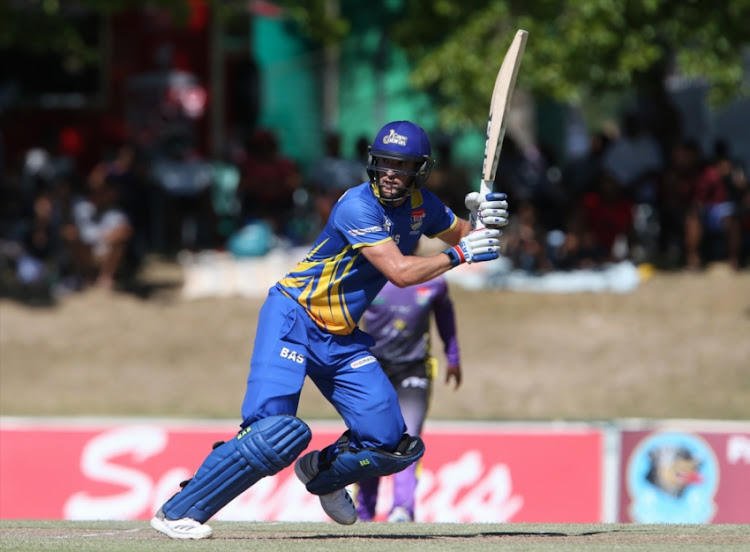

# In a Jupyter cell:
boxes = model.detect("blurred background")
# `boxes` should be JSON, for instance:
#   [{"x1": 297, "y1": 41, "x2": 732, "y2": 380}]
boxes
[{"x1": 1, "y1": 0, "x2": 749, "y2": 301}]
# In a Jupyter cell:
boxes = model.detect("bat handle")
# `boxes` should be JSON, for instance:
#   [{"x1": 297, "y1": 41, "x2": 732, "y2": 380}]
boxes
[
  {"x1": 472, "y1": 179, "x2": 495, "y2": 229},
  {"x1": 479, "y1": 179, "x2": 494, "y2": 196}
]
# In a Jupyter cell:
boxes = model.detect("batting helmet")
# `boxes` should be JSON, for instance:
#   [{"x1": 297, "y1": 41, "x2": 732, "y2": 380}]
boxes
[{"x1": 366, "y1": 121, "x2": 435, "y2": 202}]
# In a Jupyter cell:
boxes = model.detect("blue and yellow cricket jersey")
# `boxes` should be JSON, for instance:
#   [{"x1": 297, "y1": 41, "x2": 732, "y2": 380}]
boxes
[{"x1": 277, "y1": 183, "x2": 457, "y2": 335}]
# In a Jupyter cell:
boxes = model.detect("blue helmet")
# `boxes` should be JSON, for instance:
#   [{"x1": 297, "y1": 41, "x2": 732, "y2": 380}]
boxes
[{"x1": 366, "y1": 121, "x2": 435, "y2": 202}]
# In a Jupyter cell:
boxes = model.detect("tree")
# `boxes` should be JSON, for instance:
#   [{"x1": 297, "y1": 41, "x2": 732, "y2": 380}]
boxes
[
  {"x1": 388, "y1": 0, "x2": 750, "y2": 129},
  {"x1": 3, "y1": 1, "x2": 748, "y2": 131},
  {"x1": 0, "y1": 1, "x2": 346, "y2": 63}
]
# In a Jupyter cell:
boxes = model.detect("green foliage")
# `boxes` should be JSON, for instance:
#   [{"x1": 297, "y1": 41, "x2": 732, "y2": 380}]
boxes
[
  {"x1": 0, "y1": 1, "x2": 349, "y2": 72},
  {"x1": 279, "y1": 0, "x2": 350, "y2": 44},
  {"x1": 3, "y1": 0, "x2": 748, "y2": 129},
  {"x1": 0, "y1": 0, "x2": 192, "y2": 62},
  {"x1": 389, "y1": 0, "x2": 750, "y2": 129}
]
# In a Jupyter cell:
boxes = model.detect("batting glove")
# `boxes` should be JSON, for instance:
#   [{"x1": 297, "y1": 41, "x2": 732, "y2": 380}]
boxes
[
  {"x1": 444, "y1": 228, "x2": 502, "y2": 267},
  {"x1": 465, "y1": 191, "x2": 509, "y2": 229}
]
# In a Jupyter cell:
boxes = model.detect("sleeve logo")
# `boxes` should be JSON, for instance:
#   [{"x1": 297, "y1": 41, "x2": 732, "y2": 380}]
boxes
[
  {"x1": 351, "y1": 355, "x2": 376, "y2": 369},
  {"x1": 348, "y1": 225, "x2": 383, "y2": 236}
]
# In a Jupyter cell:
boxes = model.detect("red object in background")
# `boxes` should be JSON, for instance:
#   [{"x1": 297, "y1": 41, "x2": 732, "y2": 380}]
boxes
[
  {"x1": 187, "y1": 0, "x2": 209, "y2": 30},
  {"x1": 582, "y1": 191, "x2": 634, "y2": 252},
  {"x1": 0, "y1": 420, "x2": 603, "y2": 522},
  {"x1": 2, "y1": 5, "x2": 212, "y2": 174},
  {"x1": 58, "y1": 127, "x2": 84, "y2": 157}
]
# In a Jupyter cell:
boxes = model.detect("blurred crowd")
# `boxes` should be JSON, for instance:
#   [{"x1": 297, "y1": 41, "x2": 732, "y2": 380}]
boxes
[
  {"x1": 496, "y1": 113, "x2": 750, "y2": 275},
  {"x1": 0, "y1": 125, "x2": 369, "y2": 301},
  {"x1": 1, "y1": 111, "x2": 748, "y2": 302}
]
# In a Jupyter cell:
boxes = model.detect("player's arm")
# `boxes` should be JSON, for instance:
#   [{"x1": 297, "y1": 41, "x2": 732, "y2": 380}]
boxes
[
  {"x1": 360, "y1": 240, "x2": 453, "y2": 288},
  {"x1": 432, "y1": 279, "x2": 462, "y2": 390},
  {"x1": 358, "y1": 197, "x2": 508, "y2": 286},
  {"x1": 438, "y1": 217, "x2": 472, "y2": 246},
  {"x1": 360, "y1": 221, "x2": 503, "y2": 287}
]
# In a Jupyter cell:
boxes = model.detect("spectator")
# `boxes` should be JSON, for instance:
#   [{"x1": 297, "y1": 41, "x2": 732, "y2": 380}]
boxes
[
  {"x1": 684, "y1": 142, "x2": 735, "y2": 270},
  {"x1": 561, "y1": 130, "x2": 613, "y2": 212},
  {"x1": 577, "y1": 171, "x2": 635, "y2": 265},
  {"x1": 306, "y1": 131, "x2": 365, "y2": 227},
  {"x1": 424, "y1": 136, "x2": 472, "y2": 219},
  {"x1": 602, "y1": 111, "x2": 664, "y2": 205},
  {"x1": 7, "y1": 186, "x2": 63, "y2": 300},
  {"x1": 601, "y1": 112, "x2": 664, "y2": 261},
  {"x1": 237, "y1": 129, "x2": 301, "y2": 239},
  {"x1": 88, "y1": 143, "x2": 151, "y2": 270},
  {"x1": 713, "y1": 140, "x2": 748, "y2": 270},
  {"x1": 62, "y1": 173, "x2": 133, "y2": 290},
  {"x1": 150, "y1": 133, "x2": 218, "y2": 253},
  {"x1": 503, "y1": 200, "x2": 552, "y2": 272},
  {"x1": 658, "y1": 139, "x2": 702, "y2": 268},
  {"x1": 1, "y1": 140, "x2": 78, "y2": 299},
  {"x1": 529, "y1": 142, "x2": 566, "y2": 233},
  {"x1": 355, "y1": 275, "x2": 462, "y2": 522}
]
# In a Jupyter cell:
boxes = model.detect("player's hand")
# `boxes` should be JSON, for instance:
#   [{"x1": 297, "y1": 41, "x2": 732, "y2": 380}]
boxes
[
  {"x1": 465, "y1": 191, "x2": 509, "y2": 229},
  {"x1": 444, "y1": 228, "x2": 501, "y2": 267},
  {"x1": 445, "y1": 364, "x2": 462, "y2": 390}
]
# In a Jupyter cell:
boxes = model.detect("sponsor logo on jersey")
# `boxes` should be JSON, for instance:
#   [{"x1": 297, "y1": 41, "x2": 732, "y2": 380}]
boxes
[
  {"x1": 351, "y1": 355, "x2": 376, "y2": 369},
  {"x1": 411, "y1": 208, "x2": 426, "y2": 231},
  {"x1": 383, "y1": 129, "x2": 408, "y2": 147}
]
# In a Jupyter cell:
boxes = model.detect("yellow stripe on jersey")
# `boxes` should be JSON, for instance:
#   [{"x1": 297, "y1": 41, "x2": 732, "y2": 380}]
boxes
[{"x1": 278, "y1": 241, "x2": 362, "y2": 335}]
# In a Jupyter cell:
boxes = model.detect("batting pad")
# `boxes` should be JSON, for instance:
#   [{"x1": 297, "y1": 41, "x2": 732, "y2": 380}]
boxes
[
  {"x1": 305, "y1": 433, "x2": 425, "y2": 496},
  {"x1": 162, "y1": 415, "x2": 311, "y2": 523}
]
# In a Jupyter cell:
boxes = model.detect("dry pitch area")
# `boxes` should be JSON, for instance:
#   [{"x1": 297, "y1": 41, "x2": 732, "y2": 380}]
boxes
[
  {"x1": 1, "y1": 258, "x2": 749, "y2": 422},
  {"x1": 1, "y1": 521, "x2": 749, "y2": 552}
]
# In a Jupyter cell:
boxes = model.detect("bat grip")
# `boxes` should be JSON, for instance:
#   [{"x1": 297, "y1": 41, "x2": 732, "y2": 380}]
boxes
[{"x1": 472, "y1": 179, "x2": 495, "y2": 229}]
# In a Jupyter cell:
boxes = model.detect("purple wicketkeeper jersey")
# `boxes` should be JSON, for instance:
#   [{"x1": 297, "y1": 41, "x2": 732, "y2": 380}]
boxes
[
  {"x1": 362, "y1": 275, "x2": 460, "y2": 366},
  {"x1": 277, "y1": 183, "x2": 457, "y2": 335}
]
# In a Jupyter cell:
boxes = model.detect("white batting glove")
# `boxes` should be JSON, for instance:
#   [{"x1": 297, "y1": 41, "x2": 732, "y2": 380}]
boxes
[
  {"x1": 465, "y1": 191, "x2": 509, "y2": 229},
  {"x1": 444, "y1": 228, "x2": 502, "y2": 267}
]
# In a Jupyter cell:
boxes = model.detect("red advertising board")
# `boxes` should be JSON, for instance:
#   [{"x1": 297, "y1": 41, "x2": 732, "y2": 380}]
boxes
[
  {"x1": 619, "y1": 426, "x2": 750, "y2": 523},
  {"x1": 0, "y1": 418, "x2": 602, "y2": 522}
]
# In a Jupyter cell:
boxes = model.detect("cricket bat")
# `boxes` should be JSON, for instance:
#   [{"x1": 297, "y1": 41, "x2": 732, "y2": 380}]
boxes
[{"x1": 473, "y1": 29, "x2": 528, "y2": 229}]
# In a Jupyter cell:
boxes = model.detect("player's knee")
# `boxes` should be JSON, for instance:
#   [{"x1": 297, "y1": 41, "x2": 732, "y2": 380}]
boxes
[
  {"x1": 304, "y1": 431, "x2": 425, "y2": 496},
  {"x1": 235, "y1": 414, "x2": 312, "y2": 473},
  {"x1": 354, "y1": 415, "x2": 406, "y2": 451}
]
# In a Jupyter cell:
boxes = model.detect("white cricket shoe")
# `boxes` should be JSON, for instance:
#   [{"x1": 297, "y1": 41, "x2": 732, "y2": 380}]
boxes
[
  {"x1": 295, "y1": 450, "x2": 358, "y2": 525},
  {"x1": 387, "y1": 506, "x2": 413, "y2": 522},
  {"x1": 150, "y1": 508, "x2": 213, "y2": 539}
]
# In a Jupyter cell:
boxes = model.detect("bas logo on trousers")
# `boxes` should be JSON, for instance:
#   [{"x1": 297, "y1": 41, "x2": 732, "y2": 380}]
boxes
[{"x1": 280, "y1": 348, "x2": 305, "y2": 363}]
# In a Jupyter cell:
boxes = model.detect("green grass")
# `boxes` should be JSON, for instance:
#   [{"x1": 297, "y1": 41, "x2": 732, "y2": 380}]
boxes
[{"x1": 1, "y1": 521, "x2": 749, "y2": 552}]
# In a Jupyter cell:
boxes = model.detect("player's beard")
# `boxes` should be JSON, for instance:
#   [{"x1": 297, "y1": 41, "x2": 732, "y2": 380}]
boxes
[{"x1": 376, "y1": 178, "x2": 413, "y2": 204}]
